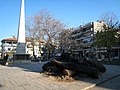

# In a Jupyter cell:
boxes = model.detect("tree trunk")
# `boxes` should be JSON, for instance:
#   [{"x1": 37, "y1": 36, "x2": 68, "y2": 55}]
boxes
[
  {"x1": 33, "y1": 45, "x2": 37, "y2": 59},
  {"x1": 48, "y1": 49, "x2": 51, "y2": 59},
  {"x1": 107, "y1": 48, "x2": 111, "y2": 63}
]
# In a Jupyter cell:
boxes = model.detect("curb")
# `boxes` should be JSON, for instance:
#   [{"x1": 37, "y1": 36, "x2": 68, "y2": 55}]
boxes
[{"x1": 82, "y1": 73, "x2": 120, "y2": 90}]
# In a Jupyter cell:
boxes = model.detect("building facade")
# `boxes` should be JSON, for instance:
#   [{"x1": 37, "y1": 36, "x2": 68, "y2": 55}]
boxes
[
  {"x1": 1, "y1": 38, "x2": 17, "y2": 59},
  {"x1": 71, "y1": 21, "x2": 119, "y2": 61},
  {"x1": 1, "y1": 38, "x2": 45, "y2": 59}
]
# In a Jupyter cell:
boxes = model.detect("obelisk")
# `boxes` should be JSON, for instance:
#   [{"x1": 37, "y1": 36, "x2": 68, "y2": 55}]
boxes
[{"x1": 15, "y1": 0, "x2": 29, "y2": 60}]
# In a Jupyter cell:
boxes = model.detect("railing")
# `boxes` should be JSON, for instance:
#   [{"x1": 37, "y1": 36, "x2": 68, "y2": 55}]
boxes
[{"x1": 3, "y1": 44, "x2": 17, "y2": 47}]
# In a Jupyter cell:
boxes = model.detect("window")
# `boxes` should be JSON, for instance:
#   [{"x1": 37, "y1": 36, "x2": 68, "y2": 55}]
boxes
[{"x1": 8, "y1": 48, "x2": 11, "y2": 51}]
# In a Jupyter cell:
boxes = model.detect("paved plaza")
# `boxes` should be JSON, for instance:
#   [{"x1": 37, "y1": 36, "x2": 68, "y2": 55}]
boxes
[{"x1": 0, "y1": 61, "x2": 120, "y2": 90}]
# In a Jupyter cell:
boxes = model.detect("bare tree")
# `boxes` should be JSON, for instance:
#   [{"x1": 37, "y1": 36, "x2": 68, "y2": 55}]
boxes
[
  {"x1": 59, "y1": 29, "x2": 71, "y2": 52},
  {"x1": 26, "y1": 16, "x2": 40, "y2": 58},
  {"x1": 59, "y1": 29, "x2": 79, "y2": 53},
  {"x1": 100, "y1": 12, "x2": 120, "y2": 29},
  {"x1": 26, "y1": 10, "x2": 66, "y2": 59}
]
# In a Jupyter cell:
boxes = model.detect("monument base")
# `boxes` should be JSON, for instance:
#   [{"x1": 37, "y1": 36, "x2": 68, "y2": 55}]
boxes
[{"x1": 14, "y1": 54, "x2": 30, "y2": 60}]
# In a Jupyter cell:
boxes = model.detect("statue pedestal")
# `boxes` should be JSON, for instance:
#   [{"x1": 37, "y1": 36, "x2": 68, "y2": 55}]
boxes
[
  {"x1": 14, "y1": 54, "x2": 30, "y2": 63},
  {"x1": 14, "y1": 54, "x2": 30, "y2": 60}
]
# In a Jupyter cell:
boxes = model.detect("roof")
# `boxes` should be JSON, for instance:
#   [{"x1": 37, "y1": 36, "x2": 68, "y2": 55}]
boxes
[
  {"x1": 1, "y1": 37, "x2": 46, "y2": 43},
  {"x1": 1, "y1": 38, "x2": 17, "y2": 42}
]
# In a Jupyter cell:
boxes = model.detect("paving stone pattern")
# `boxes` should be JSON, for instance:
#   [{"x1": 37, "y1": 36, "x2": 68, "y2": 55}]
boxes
[{"x1": 0, "y1": 62, "x2": 120, "y2": 90}]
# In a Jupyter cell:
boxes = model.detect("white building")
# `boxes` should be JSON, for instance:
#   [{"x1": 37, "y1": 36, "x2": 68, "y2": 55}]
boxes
[
  {"x1": 1, "y1": 38, "x2": 17, "y2": 58},
  {"x1": 1, "y1": 38, "x2": 45, "y2": 59}
]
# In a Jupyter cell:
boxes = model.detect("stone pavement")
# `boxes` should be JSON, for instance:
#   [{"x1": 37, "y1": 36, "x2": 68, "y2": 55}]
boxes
[{"x1": 0, "y1": 61, "x2": 120, "y2": 90}]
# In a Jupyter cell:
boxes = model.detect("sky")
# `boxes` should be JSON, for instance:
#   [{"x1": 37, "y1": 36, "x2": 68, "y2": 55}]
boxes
[{"x1": 0, "y1": 0, "x2": 120, "y2": 43}]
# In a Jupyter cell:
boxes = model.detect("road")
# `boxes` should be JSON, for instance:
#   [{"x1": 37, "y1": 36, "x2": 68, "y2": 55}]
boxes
[{"x1": 89, "y1": 75, "x2": 120, "y2": 90}]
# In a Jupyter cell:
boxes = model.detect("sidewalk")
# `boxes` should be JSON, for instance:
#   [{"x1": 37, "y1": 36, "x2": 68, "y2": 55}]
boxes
[{"x1": 0, "y1": 62, "x2": 120, "y2": 90}]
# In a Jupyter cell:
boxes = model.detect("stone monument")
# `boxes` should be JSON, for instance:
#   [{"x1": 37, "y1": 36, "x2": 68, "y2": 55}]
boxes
[{"x1": 14, "y1": 0, "x2": 29, "y2": 60}]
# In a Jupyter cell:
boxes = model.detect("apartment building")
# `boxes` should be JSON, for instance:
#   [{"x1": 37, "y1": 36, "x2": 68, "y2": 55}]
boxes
[{"x1": 71, "y1": 21, "x2": 108, "y2": 60}]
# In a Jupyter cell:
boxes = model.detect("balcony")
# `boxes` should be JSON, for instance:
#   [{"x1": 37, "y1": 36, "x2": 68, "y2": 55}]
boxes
[
  {"x1": 80, "y1": 42, "x2": 93, "y2": 47},
  {"x1": 3, "y1": 43, "x2": 17, "y2": 47}
]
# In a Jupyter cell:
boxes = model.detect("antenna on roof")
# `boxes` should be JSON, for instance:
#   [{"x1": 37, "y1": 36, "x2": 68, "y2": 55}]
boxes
[
  {"x1": 83, "y1": 22, "x2": 84, "y2": 26},
  {"x1": 12, "y1": 34, "x2": 16, "y2": 38}
]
